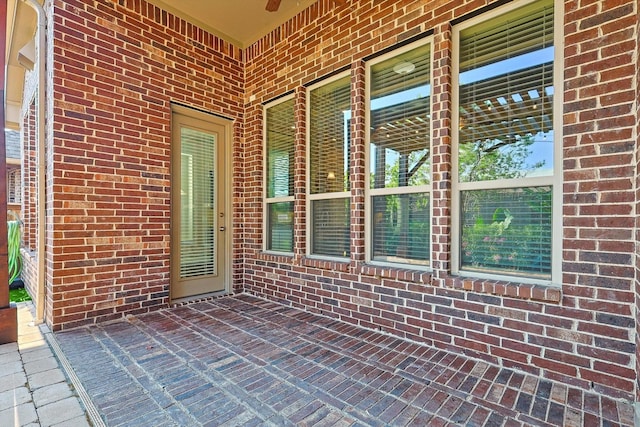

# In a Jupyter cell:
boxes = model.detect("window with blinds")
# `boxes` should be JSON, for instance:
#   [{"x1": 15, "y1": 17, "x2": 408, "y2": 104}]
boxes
[
  {"x1": 265, "y1": 97, "x2": 295, "y2": 252},
  {"x1": 460, "y1": 187, "x2": 552, "y2": 277},
  {"x1": 180, "y1": 128, "x2": 216, "y2": 278},
  {"x1": 458, "y1": 0, "x2": 554, "y2": 182},
  {"x1": 308, "y1": 74, "x2": 351, "y2": 258},
  {"x1": 368, "y1": 40, "x2": 432, "y2": 266},
  {"x1": 7, "y1": 169, "x2": 21, "y2": 204},
  {"x1": 455, "y1": 0, "x2": 556, "y2": 280}
]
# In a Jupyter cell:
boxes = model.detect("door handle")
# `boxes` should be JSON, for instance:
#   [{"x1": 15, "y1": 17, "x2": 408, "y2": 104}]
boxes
[{"x1": 219, "y1": 226, "x2": 226, "y2": 232}]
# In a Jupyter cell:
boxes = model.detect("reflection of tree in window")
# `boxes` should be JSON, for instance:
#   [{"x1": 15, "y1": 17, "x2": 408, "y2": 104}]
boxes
[
  {"x1": 369, "y1": 42, "x2": 431, "y2": 266},
  {"x1": 265, "y1": 98, "x2": 295, "y2": 252},
  {"x1": 457, "y1": 0, "x2": 555, "y2": 278},
  {"x1": 458, "y1": 1, "x2": 554, "y2": 182},
  {"x1": 309, "y1": 75, "x2": 351, "y2": 257},
  {"x1": 461, "y1": 188, "x2": 552, "y2": 275}
]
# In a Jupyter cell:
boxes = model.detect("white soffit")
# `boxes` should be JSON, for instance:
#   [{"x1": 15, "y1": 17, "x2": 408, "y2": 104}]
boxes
[{"x1": 147, "y1": 0, "x2": 317, "y2": 48}]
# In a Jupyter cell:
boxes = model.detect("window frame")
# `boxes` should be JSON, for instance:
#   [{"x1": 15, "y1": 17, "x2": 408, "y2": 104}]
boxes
[
  {"x1": 306, "y1": 71, "x2": 352, "y2": 261},
  {"x1": 451, "y1": 0, "x2": 563, "y2": 286},
  {"x1": 263, "y1": 94, "x2": 296, "y2": 255},
  {"x1": 365, "y1": 37, "x2": 434, "y2": 270}
]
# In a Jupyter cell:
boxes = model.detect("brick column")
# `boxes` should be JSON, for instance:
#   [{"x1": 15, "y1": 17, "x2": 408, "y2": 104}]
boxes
[
  {"x1": 430, "y1": 22, "x2": 453, "y2": 285},
  {"x1": 293, "y1": 87, "x2": 307, "y2": 262},
  {"x1": 350, "y1": 61, "x2": 366, "y2": 268}
]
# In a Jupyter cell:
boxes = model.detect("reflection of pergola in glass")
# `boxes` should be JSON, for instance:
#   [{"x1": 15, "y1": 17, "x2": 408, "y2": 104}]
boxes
[
  {"x1": 370, "y1": 97, "x2": 430, "y2": 189},
  {"x1": 370, "y1": 97, "x2": 430, "y2": 260},
  {"x1": 459, "y1": 65, "x2": 554, "y2": 148}
]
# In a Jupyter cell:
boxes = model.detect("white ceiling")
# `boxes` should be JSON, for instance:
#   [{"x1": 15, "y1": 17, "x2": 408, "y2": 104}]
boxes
[{"x1": 147, "y1": 0, "x2": 318, "y2": 48}]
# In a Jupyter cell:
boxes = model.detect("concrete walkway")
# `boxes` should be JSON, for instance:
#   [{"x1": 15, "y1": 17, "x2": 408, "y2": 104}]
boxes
[
  {"x1": 50, "y1": 294, "x2": 634, "y2": 426},
  {"x1": 0, "y1": 302, "x2": 91, "y2": 427}
]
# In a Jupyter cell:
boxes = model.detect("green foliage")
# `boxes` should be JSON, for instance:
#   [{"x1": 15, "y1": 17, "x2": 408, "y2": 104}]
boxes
[
  {"x1": 374, "y1": 194, "x2": 430, "y2": 261},
  {"x1": 457, "y1": 133, "x2": 552, "y2": 276},
  {"x1": 7, "y1": 220, "x2": 22, "y2": 284},
  {"x1": 371, "y1": 149, "x2": 431, "y2": 189},
  {"x1": 10, "y1": 288, "x2": 31, "y2": 303},
  {"x1": 461, "y1": 207, "x2": 548, "y2": 274},
  {"x1": 458, "y1": 135, "x2": 545, "y2": 183}
]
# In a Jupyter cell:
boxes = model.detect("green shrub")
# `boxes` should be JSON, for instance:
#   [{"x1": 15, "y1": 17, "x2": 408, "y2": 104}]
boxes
[
  {"x1": 10, "y1": 288, "x2": 30, "y2": 302},
  {"x1": 461, "y1": 207, "x2": 549, "y2": 275}
]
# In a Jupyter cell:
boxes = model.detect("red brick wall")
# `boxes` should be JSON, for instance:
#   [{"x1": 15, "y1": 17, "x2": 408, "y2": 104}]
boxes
[
  {"x1": 562, "y1": 0, "x2": 637, "y2": 400},
  {"x1": 48, "y1": 0, "x2": 244, "y2": 329},
  {"x1": 21, "y1": 100, "x2": 38, "y2": 302},
  {"x1": 37, "y1": 0, "x2": 638, "y2": 401},
  {"x1": 635, "y1": 0, "x2": 640, "y2": 404},
  {"x1": 22, "y1": 101, "x2": 37, "y2": 252},
  {"x1": 242, "y1": 0, "x2": 638, "y2": 401}
]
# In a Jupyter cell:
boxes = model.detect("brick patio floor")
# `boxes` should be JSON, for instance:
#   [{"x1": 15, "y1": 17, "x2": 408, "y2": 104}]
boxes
[{"x1": 54, "y1": 294, "x2": 634, "y2": 426}]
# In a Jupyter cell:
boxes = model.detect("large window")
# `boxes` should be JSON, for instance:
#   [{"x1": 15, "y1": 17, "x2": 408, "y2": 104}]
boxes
[
  {"x1": 453, "y1": 0, "x2": 559, "y2": 281},
  {"x1": 367, "y1": 40, "x2": 432, "y2": 267},
  {"x1": 308, "y1": 74, "x2": 351, "y2": 258},
  {"x1": 265, "y1": 97, "x2": 295, "y2": 253}
]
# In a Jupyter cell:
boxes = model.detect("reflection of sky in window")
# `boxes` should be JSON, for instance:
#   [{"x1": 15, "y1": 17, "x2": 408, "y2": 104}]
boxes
[
  {"x1": 526, "y1": 131, "x2": 554, "y2": 177},
  {"x1": 367, "y1": 85, "x2": 431, "y2": 174},
  {"x1": 459, "y1": 46, "x2": 554, "y2": 85},
  {"x1": 460, "y1": 46, "x2": 555, "y2": 177},
  {"x1": 371, "y1": 85, "x2": 430, "y2": 111}
]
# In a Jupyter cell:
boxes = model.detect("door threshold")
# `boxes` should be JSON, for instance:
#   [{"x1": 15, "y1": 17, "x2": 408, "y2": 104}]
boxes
[{"x1": 171, "y1": 290, "x2": 229, "y2": 306}]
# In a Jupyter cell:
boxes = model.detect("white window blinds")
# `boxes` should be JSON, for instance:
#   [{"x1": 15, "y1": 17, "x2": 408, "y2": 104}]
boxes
[
  {"x1": 458, "y1": 0, "x2": 554, "y2": 181},
  {"x1": 456, "y1": 0, "x2": 555, "y2": 280},
  {"x1": 180, "y1": 128, "x2": 216, "y2": 278},
  {"x1": 265, "y1": 98, "x2": 295, "y2": 252},
  {"x1": 309, "y1": 75, "x2": 351, "y2": 258},
  {"x1": 369, "y1": 41, "x2": 432, "y2": 266}
]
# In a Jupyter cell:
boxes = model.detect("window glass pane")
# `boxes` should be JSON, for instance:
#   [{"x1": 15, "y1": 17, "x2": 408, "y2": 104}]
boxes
[
  {"x1": 312, "y1": 198, "x2": 350, "y2": 257},
  {"x1": 372, "y1": 193, "x2": 430, "y2": 264},
  {"x1": 266, "y1": 99, "x2": 295, "y2": 198},
  {"x1": 7, "y1": 169, "x2": 21, "y2": 203},
  {"x1": 370, "y1": 43, "x2": 431, "y2": 189},
  {"x1": 458, "y1": 0, "x2": 554, "y2": 182},
  {"x1": 460, "y1": 187, "x2": 552, "y2": 278},
  {"x1": 267, "y1": 202, "x2": 293, "y2": 252},
  {"x1": 309, "y1": 76, "x2": 351, "y2": 194},
  {"x1": 180, "y1": 128, "x2": 216, "y2": 278}
]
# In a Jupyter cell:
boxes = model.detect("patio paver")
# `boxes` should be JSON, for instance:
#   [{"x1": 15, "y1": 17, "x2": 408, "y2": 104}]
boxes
[
  {"x1": 0, "y1": 302, "x2": 91, "y2": 427},
  {"x1": 55, "y1": 294, "x2": 634, "y2": 426}
]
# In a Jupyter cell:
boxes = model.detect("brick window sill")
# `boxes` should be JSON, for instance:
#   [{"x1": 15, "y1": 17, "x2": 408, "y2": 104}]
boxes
[
  {"x1": 357, "y1": 264, "x2": 561, "y2": 303},
  {"x1": 257, "y1": 251, "x2": 294, "y2": 263},
  {"x1": 301, "y1": 257, "x2": 350, "y2": 272},
  {"x1": 256, "y1": 252, "x2": 351, "y2": 273},
  {"x1": 444, "y1": 276, "x2": 562, "y2": 303},
  {"x1": 359, "y1": 264, "x2": 431, "y2": 284}
]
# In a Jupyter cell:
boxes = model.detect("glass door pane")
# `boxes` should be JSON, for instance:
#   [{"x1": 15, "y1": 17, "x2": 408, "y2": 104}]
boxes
[{"x1": 180, "y1": 128, "x2": 217, "y2": 278}]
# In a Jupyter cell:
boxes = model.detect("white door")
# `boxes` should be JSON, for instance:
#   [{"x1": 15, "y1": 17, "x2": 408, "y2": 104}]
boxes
[{"x1": 171, "y1": 108, "x2": 228, "y2": 299}]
